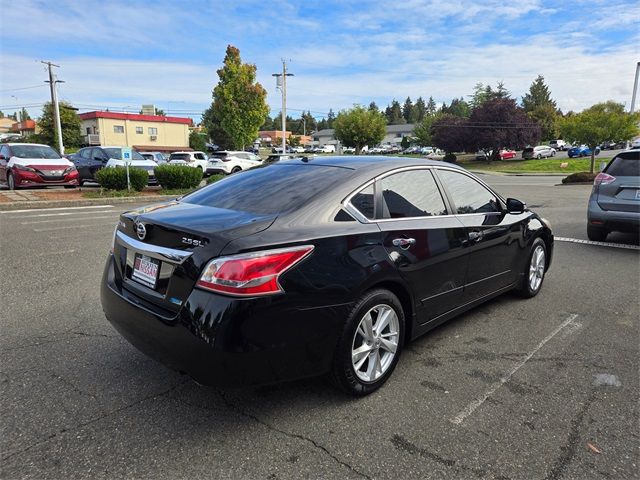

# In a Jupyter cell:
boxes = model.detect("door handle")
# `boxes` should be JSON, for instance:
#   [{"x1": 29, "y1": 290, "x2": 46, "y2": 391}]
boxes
[
  {"x1": 392, "y1": 238, "x2": 416, "y2": 249},
  {"x1": 468, "y1": 230, "x2": 483, "y2": 242}
]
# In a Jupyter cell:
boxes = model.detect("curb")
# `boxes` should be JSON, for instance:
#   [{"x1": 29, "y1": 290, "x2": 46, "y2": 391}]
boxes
[{"x1": 0, "y1": 195, "x2": 179, "y2": 211}]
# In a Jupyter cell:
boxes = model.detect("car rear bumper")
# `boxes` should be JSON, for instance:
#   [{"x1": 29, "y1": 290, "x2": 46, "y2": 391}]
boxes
[
  {"x1": 100, "y1": 255, "x2": 350, "y2": 386},
  {"x1": 588, "y1": 198, "x2": 640, "y2": 232},
  {"x1": 206, "y1": 167, "x2": 227, "y2": 175}
]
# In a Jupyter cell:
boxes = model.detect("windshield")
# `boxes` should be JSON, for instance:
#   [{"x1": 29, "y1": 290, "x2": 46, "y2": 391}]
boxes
[
  {"x1": 606, "y1": 152, "x2": 640, "y2": 177},
  {"x1": 11, "y1": 145, "x2": 61, "y2": 159},
  {"x1": 103, "y1": 148, "x2": 145, "y2": 161},
  {"x1": 183, "y1": 164, "x2": 351, "y2": 214}
]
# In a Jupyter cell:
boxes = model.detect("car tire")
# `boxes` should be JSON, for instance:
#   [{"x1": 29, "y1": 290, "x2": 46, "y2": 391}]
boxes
[
  {"x1": 330, "y1": 289, "x2": 405, "y2": 396},
  {"x1": 536, "y1": 154, "x2": 541, "y2": 159},
  {"x1": 7, "y1": 172, "x2": 15, "y2": 190},
  {"x1": 64, "y1": 185, "x2": 76, "y2": 189},
  {"x1": 587, "y1": 225, "x2": 608, "y2": 241},
  {"x1": 231, "y1": 167, "x2": 241, "y2": 174},
  {"x1": 579, "y1": 153, "x2": 585, "y2": 157},
  {"x1": 551, "y1": 150, "x2": 556, "y2": 157},
  {"x1": 514, "y1": 238, "x2": 547, "y2": 298}
]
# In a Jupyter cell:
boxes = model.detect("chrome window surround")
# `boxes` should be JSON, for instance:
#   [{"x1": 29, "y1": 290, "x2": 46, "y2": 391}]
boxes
[{"x1": 342, "y1": 165, "x2": 506, "y2": 224}]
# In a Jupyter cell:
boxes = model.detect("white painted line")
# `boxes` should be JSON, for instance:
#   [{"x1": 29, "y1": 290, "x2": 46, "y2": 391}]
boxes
[
  {"x1": 1, "y1": 205, "x2": 113, "y2": 214},
  {"x1": 555, "y1": 237, "x2": 639, "y2": 251},
  {"x1": 10, "y1": 209, "x2": 116, "y2": 218},
  {"x1": 33, "y1": 222, "x2": 116, "y2": 232},
  {"x1": 21, "y1": 215, "x2": 118, "y2": 225},
  {"x1": 451, "y1": 313, "x2": 579, "y2": 426}
]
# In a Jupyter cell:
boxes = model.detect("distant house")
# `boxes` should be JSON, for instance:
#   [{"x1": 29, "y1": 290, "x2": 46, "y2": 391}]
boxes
[
  {"x1": 79, "y1": 111, "x2": 191, "y2": 152},
  {"x1": 10, "y1": 120, "x2": 37, "y2": 136},
  {"x1": 259, "y1": 130, "x2": 312, "y2": 146},
  {"x1": 311, "y1": 124, "x2": 416, "y2": 146}
]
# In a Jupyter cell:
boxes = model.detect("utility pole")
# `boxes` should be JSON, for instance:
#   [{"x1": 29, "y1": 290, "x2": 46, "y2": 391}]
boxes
[
  {"x1": 42, "y1": 61, "x2": 64, "y2": 154},
  {"x1": 630, "y1": 61, "x2": 640, "y2": 114},
  {"x1": 272, "y1": 60, "x2": 294, "y2": 152}
]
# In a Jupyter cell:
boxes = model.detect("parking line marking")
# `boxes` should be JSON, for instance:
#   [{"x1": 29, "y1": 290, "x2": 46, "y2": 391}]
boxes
[
  {"x1": 450, "y1": 313, "x2": 579, "y2": 426},
  {"x1": 1, "y1": 205, "x2": 113, "y2": 214},
  {"x1": 10, "y1": 209, "x2": 116, "y2": 218},
  {"x1": 555, "y1": 237, "x2": 639, "y2": 251},
  {"x1": 21, "y1": 215, "x2": 118, "y2": 225}
]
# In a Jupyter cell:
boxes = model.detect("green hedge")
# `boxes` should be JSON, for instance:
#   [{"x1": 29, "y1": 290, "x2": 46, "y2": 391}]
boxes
[
  {"x1": 206, "y1": 174, "x2": 225, "y2": 185},
  {"x1": 154, "y1": 164, "x2": 203, "y2": 189},
  {"x1": 96, "y1": 166, "x2": 148, "y2": 191}
]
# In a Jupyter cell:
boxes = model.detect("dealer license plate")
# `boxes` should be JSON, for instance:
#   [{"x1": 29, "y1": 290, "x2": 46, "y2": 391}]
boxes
[{"x1": 132, "y1": 254, "x2": 160, "y2": 289}]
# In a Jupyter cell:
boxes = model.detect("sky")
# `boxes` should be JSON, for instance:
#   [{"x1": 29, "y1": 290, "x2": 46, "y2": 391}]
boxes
[{"x1": 0, "y1": 0, "x2": 638, "y2": 123}]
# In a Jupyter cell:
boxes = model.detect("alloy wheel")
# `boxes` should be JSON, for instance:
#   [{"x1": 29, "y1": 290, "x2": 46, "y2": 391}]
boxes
[
  {"x1": 351, "y1": 304, "x2": 400, "y2": 382},
  {"x1": 529, "y1": 245, "x2": 545, "y2": 292}
]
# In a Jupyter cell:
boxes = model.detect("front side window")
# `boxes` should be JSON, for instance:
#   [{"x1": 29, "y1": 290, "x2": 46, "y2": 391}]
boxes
[
  {"x1": 350, "y1": 184, "x2": 375, "y2": 219},
  {"x1": 135, "y1": 126, "x2": 143, "y2": 134},
  {"x1": 437, "y1": 169, "x2": 501, "y2": 214},
  {"x1": 148, "y1": 127, "x2": 158, "y2": 135},
  {"x1": 113, "y1": 125, "x2": 124, "y2": 134},
  {"x1": 80, "y1": 148, "x2": 92, "y2": 159},
  {"x1": 379, "y1": 169, "x2": 447, "y2": 218}
]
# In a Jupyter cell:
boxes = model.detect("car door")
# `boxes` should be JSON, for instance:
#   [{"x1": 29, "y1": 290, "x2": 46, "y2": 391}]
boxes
[
  {"x1": 435, "y1": 168, "x2": 523, "y2": 303},
  {"x1": 0, "y1": 145, "x2": 10, "y2": 182},
  {"x1": 372, "y1": 168, "x2": 469, "y2": 322},
  {"x1": 89, "y1": 148, "x2": 108, "y2": 179}
]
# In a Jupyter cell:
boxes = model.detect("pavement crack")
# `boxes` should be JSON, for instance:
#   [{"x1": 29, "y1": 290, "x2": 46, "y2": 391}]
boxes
[
  {"x1": 544, "y1": 391, "x2": 596, "y2": 480},
  {"x1": 1, "y1": 380, "x2": 187, "y2": 463},
  {"x1": 216, "y1": 391, "x2": 372, "y2": 479}
]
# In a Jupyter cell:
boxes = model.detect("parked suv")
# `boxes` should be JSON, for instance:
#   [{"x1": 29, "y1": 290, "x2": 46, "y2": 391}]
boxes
[
  {"x1": 168, "y1": 151, "x2": 209, "y2": 173},
  {"x1": 206, "y1": 151, "x2": 262, "y2": 175},
  {"x1": 523, "y1": 145, "x2": 556, "y2": 159},
  {"x1": 587, "y1": 150, "x2": 640, "y2": 241},
  {"x1": 549, "y1": 140, "x2": 568, "y2": 151},
  {"x1": 140, "y1": 152, "x2": 167, "y2": 164},
  {"x1": 72, "y1": 146, "x2": 157, "y2": 185}
]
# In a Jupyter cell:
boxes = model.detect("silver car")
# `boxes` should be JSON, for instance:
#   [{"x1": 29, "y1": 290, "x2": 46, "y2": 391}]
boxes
[{"x1": 587, "y1": 150, "x2": 640, "y2": 241}]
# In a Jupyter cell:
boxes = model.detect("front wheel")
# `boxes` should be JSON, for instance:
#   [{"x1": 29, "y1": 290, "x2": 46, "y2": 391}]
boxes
[
  {"x1": 7, "y1": 172, "x2": 15, "y2": 190},
  {"x1": 551, "y1": 150, "x2": 556, "y2": 157},
  {"x1": 331, "y1": 289, "x2": 405, "y2": 396},
  {"x1": 514, "y1": 238, "x2": 547, "y2": 298},
  {"x1": 231, "y1": 167, "x2": 241, "y2": 174},
  {"x1": 536, "y1": 154, "x2": 542, "y2": 159}
]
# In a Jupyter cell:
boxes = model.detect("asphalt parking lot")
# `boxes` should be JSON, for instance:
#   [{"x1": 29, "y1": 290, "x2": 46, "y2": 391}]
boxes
[{"x1": 1, "y1": 175, "x2": 638, "y2": 479}]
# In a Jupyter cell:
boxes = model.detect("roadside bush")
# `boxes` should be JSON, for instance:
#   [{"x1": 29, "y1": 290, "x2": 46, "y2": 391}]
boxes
[
  {"x1": 206, "y1": 174, "x2": 225, "y2": 185},
  {"x1": 562, "y1": 171, "x2": 597, "y2": 184},
  {"x1": 443, "y1": 153, "x2": 457, "y2": 163},
  {"x1": 96, "y1": 166, "x2": 148, "y2": 191},
  {"x1": 155, "y1": 164, "x2": 203, "y2": 189}
]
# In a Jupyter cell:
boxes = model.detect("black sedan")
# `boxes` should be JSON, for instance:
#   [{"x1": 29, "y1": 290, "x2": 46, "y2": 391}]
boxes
[{"x1": 101, "y1": 157, "x2": 553, "y2": 395}]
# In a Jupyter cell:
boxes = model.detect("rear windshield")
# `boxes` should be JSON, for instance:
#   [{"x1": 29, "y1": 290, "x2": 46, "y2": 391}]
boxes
[
  {"x1": 183, "y1": 164, "x2": 350, "y2": 214},
  {"x1": 11, "y1": 145, "x2": 60, "y2": 159},
  {"x1": 170, "y1": 153, "x2": 190, "y2": 161},
  {"x1": 606, "y1": 152, "x2": 640, "y2": 176}
]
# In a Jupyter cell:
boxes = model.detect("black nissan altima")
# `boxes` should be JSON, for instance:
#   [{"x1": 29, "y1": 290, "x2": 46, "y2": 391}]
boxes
[{"x1": 101, "y1": 156, "x2": 553, "y2": 395}]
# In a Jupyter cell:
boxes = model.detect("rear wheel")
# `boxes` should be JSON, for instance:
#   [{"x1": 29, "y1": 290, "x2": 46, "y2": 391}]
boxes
[
  {"x1": 331, "y1": 289, "x2": 404, "y2": 396},
  {"x1": 536, "y1": 154, "x2": 542, "y2": 159},
  {"x1": 231, "y1": 166, "x2": 241, "y2": 174},
  {"x1": 7, "y1": 172, "x2": 15, "y2": 190},
  {"x1": 514, "y1": 238, "x2": 546, "y2": 298},
  {"x1": 551, "y1": 150, "x2": 556, "y2": 157},
  {"x1": 587, "y1": 225, "x2": 608, "y2": 241}
]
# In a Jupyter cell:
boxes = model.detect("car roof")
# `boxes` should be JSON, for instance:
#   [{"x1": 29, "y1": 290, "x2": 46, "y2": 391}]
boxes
[
  {"x1": 287, "y1": 155, "x2": 464, "y2": 172},
  {"x1": 6, "y1": 143, "x2": 52, "y2": 147}
]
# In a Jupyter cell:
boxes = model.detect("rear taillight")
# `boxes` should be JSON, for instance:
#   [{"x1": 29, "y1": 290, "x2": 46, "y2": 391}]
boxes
[
  {"x1": 594, "y1": 172, "x2": 615, "y2": 185},
  {"x1": 196, "y1": 245, "x2": 314, "y2": 296}
]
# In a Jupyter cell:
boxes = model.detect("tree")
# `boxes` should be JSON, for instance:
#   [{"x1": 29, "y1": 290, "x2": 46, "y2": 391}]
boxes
[
  {"x1": 38, "y1": 101, "x2": 82, "y2": 150},
  {"x1": 326, "y1": 108, "x2": 336, "y2": 128},
  {"x1": 441, "y1": 97, "x2": 470, "y2": 118},
  {"x1": 560, "y1": 101, "x2": 639, "y2": 173},
  {"x1": 522, "y1": 75, "x2": 558, "y2": 140},
  {"x1": 432, "y1": 115, "x2": 469, "y2": 153},
  {"x1": 287, "y1": 135, "x2": 301, "y2": 147},
  {"x1": 402, "y1": 97, "x2": 415, "y2": 123},
  {"x1": 334, "y1": 105, "x2": 386, "y2": 155},
  {"x1": 414, "y1": 97, "x2": 426, "y2": 122},
  {"x1": 385, "y1": 99, "x2": 405, "y2": 124},
  {"x1": 189, "y1": 130, "x2": 207, "y2": 151},
  {"x1": 368, "y1": 101, "x2": 379, "y2": 113},
  {"x1": 412, "y1": 113, "x2": 441, "y2": 146},
  {"x1": 400, "y1": 136, "x2": 411, "y2": 149},
  {"x1": 206, "y1": 45, "x2": 269, "y2": 150},
  {"x1": 260, "y1": 115, "x2": 275, "y2": 131},
  {"x1": 468, "y1": 98, "x2": 540, "y2": 160},
  {"x1": 201, "y1": 104, "x2": 233, "y2": 149},
  {"x1": 19, "y1": 108, "x2": 31, "y2": 122},
  {"x1": 426, "y1": 96, "x2": 437, "y2": 117}
]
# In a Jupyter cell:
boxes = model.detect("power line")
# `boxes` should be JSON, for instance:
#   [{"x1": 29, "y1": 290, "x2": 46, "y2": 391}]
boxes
[{"x1": 0, "y1": 84, "x2": 48, "y2": 93}]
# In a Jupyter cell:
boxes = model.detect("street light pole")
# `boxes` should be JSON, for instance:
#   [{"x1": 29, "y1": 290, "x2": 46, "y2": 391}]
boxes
[
  {"x1": 630, "y1": 61, "x2": 640, "y2": 114},
  {"x1": 42, "y1": 60, "x2": 64, "y2": 154}
]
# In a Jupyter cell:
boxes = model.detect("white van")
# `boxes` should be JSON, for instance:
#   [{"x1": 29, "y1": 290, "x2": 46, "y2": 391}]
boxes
[{"x1": 321, "y1": 144, "x2": 336, "y2": 153}]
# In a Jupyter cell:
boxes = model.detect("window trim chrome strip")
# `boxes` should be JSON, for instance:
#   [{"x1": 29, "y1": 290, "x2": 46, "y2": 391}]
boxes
[{"x1": 116, "y1": 230, "x2": 194, "y2": 264}]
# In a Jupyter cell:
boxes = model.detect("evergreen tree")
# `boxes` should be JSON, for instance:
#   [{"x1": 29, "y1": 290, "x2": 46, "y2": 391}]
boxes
[
  {"x1": 426, "y1": 96, "x2": 437, "y2": 116},
  {"x1": 522, "y1": 75, "x2": 559, "y2": 140},
  {"x1": 327, "y1": 108, "x2": 336, "y2": 128},
  {"x1": 402, "y1": 97, "x2": 415, "y2": 123},
  {"x1": 368, "y1": 101, "x2": 379, "y2": 112},
  {"x1": 38, "y1": 102, "x2": 82, "y2": 151},
  {"x1": 386, "y1": 99, "x2": 406, "y2": 124},
  {"x1": 19, "y1": 108, "x2": 31, "y2": 122},
  {"x1": 414, "y1": 97, "x2": 426, "y2": 122}
]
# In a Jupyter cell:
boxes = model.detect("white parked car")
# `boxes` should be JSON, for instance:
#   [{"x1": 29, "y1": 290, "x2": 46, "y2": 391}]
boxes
[
  {"x1": 523, "y1": 145, "x2": 556, "y2": 159},
  {"x1": 549, "y1": 140, "x2": 568, "y2": 151},
  {"x1": 101, "y1": 146, "x2": 159, "y2": 184},
  {"x1": 140, "y1": 151, "x2": 167, "y2": 164},
  {"x1": 168, "y1": 151, "x2": 209, "y2": 172},
  {"x1": 319, "y1": 144, "x2": 336, "y2": 153},
  {"x1": 206, "y1": 151, "x2": 262, "y2": 175}
]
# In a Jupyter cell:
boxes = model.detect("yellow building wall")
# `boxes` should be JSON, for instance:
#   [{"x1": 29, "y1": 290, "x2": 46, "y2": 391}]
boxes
[{"x1": 98, "y1": 118, "x2": 189, "y2": 148}]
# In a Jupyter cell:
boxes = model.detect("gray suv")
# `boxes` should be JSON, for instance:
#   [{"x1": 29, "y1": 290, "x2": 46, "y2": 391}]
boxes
[{"x1": 587, "y1": 150, "x2": 639, "y2": 241}]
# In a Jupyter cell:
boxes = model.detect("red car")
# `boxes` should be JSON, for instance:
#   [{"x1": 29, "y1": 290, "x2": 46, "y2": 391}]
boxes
[
  {"x1": 499, "y1": 149, "x2": 517, "y2": 160},
  {"x1": 0, "y1": 143, "x2": 79, "y2": 189}
]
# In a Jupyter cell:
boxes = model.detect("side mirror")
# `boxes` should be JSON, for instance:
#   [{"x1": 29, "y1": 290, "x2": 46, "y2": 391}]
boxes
[{"x1": 506, "y1": 198, "x2": 526, "y2": 214}]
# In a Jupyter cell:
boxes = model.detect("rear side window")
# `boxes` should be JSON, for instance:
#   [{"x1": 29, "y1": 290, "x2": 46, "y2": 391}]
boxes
[
  {"x1": 379, "y1": 170, "x2": 447, "y2": 218},
  {"x1": 350, "y1": 184, "x2": 375, "y2": 219},
  {"x1": 170, "y1": 153, "x2": 190, "y2": 161},
  {"x1": 183, "y1": 164, "x2": 351, "y2": 215},
  {"x1": 606, "y1": 152, "x2": 640, "y2": 176},
  {"x1": 437, "y1": 169, "x2": 501, "y2": 214}
]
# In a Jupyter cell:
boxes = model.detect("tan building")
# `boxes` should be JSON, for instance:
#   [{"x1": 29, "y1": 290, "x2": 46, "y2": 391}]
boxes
[
  {"x1": 0, "y1": 118, "x2": 15, "y2": 134},
  {"x1": 258, "y1": 130, "x2": 311, "y2": 146},
  {"x1": 79, "y1": 111, "x2": 191, "y2": 152}
]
